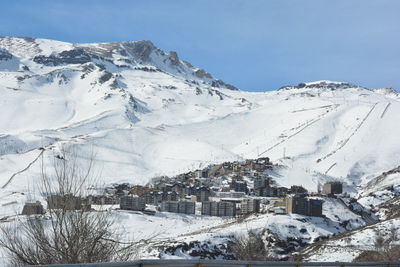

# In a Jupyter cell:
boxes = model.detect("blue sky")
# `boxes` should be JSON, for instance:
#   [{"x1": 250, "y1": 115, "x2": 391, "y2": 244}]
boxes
[{"x1": 1, "y1": 0, "x2": 399, "y2": 91}]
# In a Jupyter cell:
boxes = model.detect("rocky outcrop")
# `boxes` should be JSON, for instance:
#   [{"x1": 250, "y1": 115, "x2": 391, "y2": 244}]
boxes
[
  {"x1": 33, "y1": 48, "x2": 93, "y2": 66},
  {"x1": 366, "y1": 166, "x2": 400, "y2": 189},
  {"x1": 161, "y1": 240, "x2": 235, "y2": 260},
  {"x1": 122, "y1": 40, "x2": 157, "y2": 63},
  {"x1": 279, "y1": 81, "x2": 361, "y2": 91},
  {"x1": 168, "y1": 51, "x2": 180, "y2": 66},
  {"x1": 194, "y1": 69, "x2": 212, "y2": 79},
  {"x1": 211, "y1": 79, "x2": 238, "y2": 91},
  {"x1": 0, "y1": 49, "x2": 13, "y2": 61}
]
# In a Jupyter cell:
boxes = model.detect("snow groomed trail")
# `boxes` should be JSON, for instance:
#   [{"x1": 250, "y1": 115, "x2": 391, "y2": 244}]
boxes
[
  {"x1": 259, "y1": 105, "x2": 340, "y2": 157},
  {"x1": 380, "y1": 102, "x2": 391, "y2": 119},
  {"x1": 316, "y1": 102, "x2": 378, "y2": 164},
  {"x1": 1, "y1": 149, "x2": 44, "y2": 189},
  {"x1": 324, "y1": 163, "x2": 337, "y2": 174}
]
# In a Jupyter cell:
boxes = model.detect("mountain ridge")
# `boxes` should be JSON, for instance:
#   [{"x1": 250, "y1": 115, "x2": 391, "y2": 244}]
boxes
[{"x1": 0, "y1": 36, "x2": 239, "y2": 91}]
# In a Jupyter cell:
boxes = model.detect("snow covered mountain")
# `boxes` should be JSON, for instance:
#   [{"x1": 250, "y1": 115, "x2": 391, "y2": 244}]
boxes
[
  {"x1": 0, "y1": 37, "x2": 400, "y2": 207},
  {"x1": 1, "y1": 36, "x2": 400, "y2": 263}
]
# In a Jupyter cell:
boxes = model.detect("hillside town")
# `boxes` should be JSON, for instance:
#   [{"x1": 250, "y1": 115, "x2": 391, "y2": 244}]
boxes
[{"x1": 22, "y1": 157, "x2": 346, "y2": 219}]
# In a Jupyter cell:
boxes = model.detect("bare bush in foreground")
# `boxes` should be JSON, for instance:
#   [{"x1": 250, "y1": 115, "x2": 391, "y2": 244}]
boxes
[
  {"x1": 0, "y1": 148, "x2": 137, "y2": 266},
  {"x1": 354, "y1": 223, "x2": 400, "y2": 262},
  {"x1": 230, "y1": 230, "x2": 276, "y2": 261}
]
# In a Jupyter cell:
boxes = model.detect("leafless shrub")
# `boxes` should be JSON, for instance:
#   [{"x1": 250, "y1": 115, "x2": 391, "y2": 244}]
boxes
[
  {"x1": 0, "y1": 147, "x2": 138, "y2": 266},
  {"x1": 354, "y1": 223, "x2": 400, "y2": 262},
  {"x1": 229, "y1": 229, "x2": 276, "y2": 261},
  {"x1": 235, "y1": 213, "x2": 251, "y2": 224}
]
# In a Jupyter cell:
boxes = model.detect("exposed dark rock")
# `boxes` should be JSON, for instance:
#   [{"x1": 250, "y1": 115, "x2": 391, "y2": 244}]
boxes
[
  {"x1": 128, "y1": 95, "x2": 149, "y2": 113},
  {"x1": 99, "y1": 71, "x2": 113, "y2": 84},
  {"x1": 183, "y1": 61, "x2": 194, "y2": 68},
  {"x1": 109, "y1": 79, "x2": 119, "y2": 89},
  {"x1": 103, "y1": 93, "x2": 112, "y2": 100},
  {"x1": 207, "y1": 89, "x2": 227, "y2": 100},
  {"x1": 58, "y1": 73, "x2": 69, "y2": 85},
  {"x1": 33, "y1": 48, "x2": 92, "y2": 66},
  {"x1": 165, "y1": 85, "x2": 177, "y2": 90},
  {"x1": 279, "y1": 81, "x2": 362, "y2": 91},
  {"x1": 119, "y1": 49, "x2": 128, "y2": 57},
  {"x1": 162, "y1": 240, "x2": 235, "y2": 260},
  {"x1": 16, "y1": 75, "x2": 31, "y2": 82},
  {"x1": 168, "y1": 51, "x2": 180, "y2": 66},
  {"x1": 194, "y1": 69, "x2": 212, "y2": 79},
  {"x1": 95, "y1": 63, "x2": 106, "y2": 71},
  {"x1": 211, "y1": 79, "x2": 239, "y2": 91},
  {"x1": 21, "y1": 37, "x2": 36, "y2": 43},
  {"x1": 125, "y1": 94, "x2": 149, "y2": 124},
  {"x1": 134, "y1": 66, "x2": 161, "y2": 72},
  {"x1": 0, "y1": 49, "x2": 13, "y2": 61},
  {"x1": 80, "y1": 63, "x2": 96, "y2": 79},
  {"x1": 298, "y1": 82, "x2": 306, "y2": 88},
  {"x1": 265, "y1": 229, "x2": 311, "y2": 256},
  {"x1": 122, "y1": 40, "x2": 156, "y2": 63}
]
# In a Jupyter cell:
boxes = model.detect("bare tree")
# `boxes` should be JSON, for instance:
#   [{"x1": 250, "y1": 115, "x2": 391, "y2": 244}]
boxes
[
  {"x1": 0, "y1": 147, "x2": 137, "y2": 266},
  {"x1": 229, "y1": 229, "x2": 276, "y2": 261}
]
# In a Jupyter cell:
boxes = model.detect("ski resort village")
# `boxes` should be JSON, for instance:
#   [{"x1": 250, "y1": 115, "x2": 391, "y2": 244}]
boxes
[{"x1": 0, "y1": 36, "x2": 399, "y2": 264}]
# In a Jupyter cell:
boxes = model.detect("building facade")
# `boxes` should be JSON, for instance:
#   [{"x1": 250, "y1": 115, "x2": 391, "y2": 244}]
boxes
[
  {"x1": 120, "y1": 195, "x2": 146, "y2": 211},
  {"x1": 201, "y1": 201, "x2": 236, "y2": 217},
  {"x1": 322, "y1": 182, "x2": 343, "y2": 195},
  {"x1": 22, "y1": 201, "x2": 45, "y2": 215},
  {"x1": 286, "y1": 196, "x2": 323, "y2": 217},
  {"x1": 240, "y1": 198, "x2": 261, "y2": 215},
  {"x1": 161, "y1": 200, "x2": 195, "y2": 214}
]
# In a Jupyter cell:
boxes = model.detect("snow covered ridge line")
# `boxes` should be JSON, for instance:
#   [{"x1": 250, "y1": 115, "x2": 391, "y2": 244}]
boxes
[
  {"x1": 278, "y1": 80, "x2": 399, "y2": 94},
  {"x1": 278, "y1": 81, "x2": 362, "y2": 91},
  {"x1": 0, "y1": 36, "x2": 238, "y2": 90}
]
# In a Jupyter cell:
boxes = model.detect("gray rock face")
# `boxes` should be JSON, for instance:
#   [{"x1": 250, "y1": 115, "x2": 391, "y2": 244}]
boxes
[
  {"x1": 279, "y1": 81, "x2": 361, "y2": 91},
  {"x1": 98, "y1": 71, "x2": 113, "y2": 84},
  {"x1": 33, "y1": 48, "x2": 93, "y2": 66},
  {"x1": 211, "y1": 79, "x2": 238, "y2": 91},
  {"x1": 0, "y1": 49, "x2": 13, "y2": 61},
  {"x1": 168, "y1": 51, "x2": 180, "y2": 66},
  {"x1": 122, "y1": 40, "x2": 157, "y2": 63},
  {"x1": 194, "y1": 69, "x2": 212, "y2": 79},
  {"x1": 379, "y1": 87, "x2": 399, "y2": 96}
]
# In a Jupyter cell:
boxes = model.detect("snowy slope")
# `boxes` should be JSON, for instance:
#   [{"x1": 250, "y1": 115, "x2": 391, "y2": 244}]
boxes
[
  {"x1": 1, "y1": 37, "x2": 400, "y2": 264},
  {"x1": 0, "y1": 37, "x2": 400, "y2": 213},
  {"x1": 300, "y1": 216, "x2": 400, "y2": 262}
]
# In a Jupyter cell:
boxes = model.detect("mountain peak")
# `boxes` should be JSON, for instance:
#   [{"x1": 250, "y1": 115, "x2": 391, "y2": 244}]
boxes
[{"x1": 0, "y1": 36, "x2": 239, "y2": 91}]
